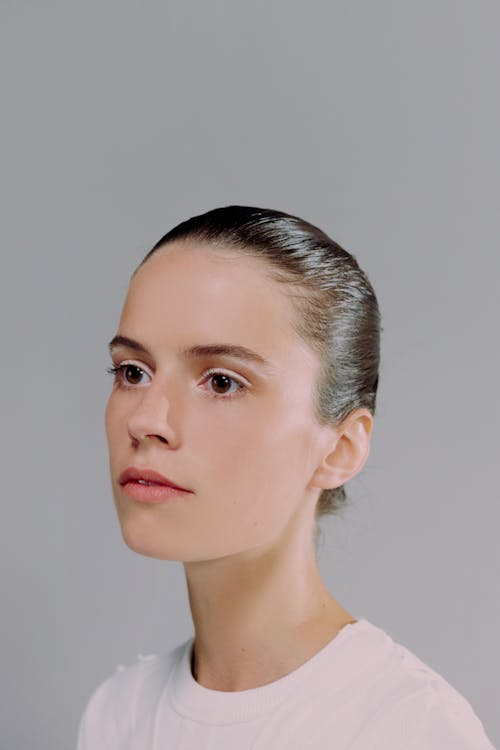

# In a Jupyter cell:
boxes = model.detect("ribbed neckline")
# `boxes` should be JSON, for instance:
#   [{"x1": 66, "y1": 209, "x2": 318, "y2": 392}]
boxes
[{"x1": 165, "y1": 615, "x2": 380, "y2": 724}]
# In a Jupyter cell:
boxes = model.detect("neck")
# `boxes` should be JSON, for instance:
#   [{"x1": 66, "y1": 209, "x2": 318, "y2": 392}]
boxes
[{"x1": 183, "y1": 534, "x2": 355, "y2": 691}]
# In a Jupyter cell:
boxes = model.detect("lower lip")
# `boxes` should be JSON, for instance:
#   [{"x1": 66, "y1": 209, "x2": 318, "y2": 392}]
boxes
[{"x1": 120, "y1": 481, "x2": 190, "y2": 503}]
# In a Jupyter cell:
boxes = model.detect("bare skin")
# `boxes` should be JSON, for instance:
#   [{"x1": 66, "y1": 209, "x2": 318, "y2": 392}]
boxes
[{"x1": 105, "y1": 239, "x2": 373, "y2": 692}]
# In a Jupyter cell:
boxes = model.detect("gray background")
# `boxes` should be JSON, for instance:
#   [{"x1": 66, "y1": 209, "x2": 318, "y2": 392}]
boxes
[{"x1": 1, "y1": 1, "x2": 498, "y2": 748}]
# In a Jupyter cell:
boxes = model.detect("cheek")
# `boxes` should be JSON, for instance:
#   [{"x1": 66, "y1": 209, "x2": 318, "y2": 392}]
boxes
[
  {"x1": 188, "y1": 405, "x2": 250, "y2": 475},
  {"x1": 198, "y1": 400, "x2": 314, "y2": 513},
  {"x1": 104, "y1": 394, "x2": 115, "y2": 434},
  {"x1": 104, "y1": 393, "x2": 126, "y2": 450}
]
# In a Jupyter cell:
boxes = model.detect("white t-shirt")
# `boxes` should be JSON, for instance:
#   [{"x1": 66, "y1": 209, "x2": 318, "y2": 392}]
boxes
[{"x1": 75, "y1": 616, "x2": 495, "y2": 749}]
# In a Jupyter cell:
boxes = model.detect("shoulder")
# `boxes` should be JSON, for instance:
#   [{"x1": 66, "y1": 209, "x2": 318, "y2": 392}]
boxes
[
  {"x1": 76, "y1": 640, "x2": 189, "y2": 749},
  {"x1": 412, "y1": 678, "x2": 495, "y2": 749},
  {"x1": 349, "y1": 623, "x2": 495, "y2": 749},
  {"x1": 357, "y1": 680, "x2": 495, "y2": 749}
]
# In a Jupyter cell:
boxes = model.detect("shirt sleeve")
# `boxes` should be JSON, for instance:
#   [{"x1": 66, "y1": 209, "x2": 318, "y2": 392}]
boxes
[
  {"x1": 405, "y1": 686, "x2": 497, "y2": 750},
  {"x1": 75, "y1": 676, "x2": 117, "y2": 749},
  {"x1": 351, "y1": 684, "x2": 496, "y2": 750},
  {"x1": 75, "y1": 662, "x2": 139, "y2": 750}
]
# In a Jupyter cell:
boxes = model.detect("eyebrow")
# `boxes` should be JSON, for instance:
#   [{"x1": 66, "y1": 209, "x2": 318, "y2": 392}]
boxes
[{"x1": 108, "y1": 334, "x2": 276, "y2": 372}]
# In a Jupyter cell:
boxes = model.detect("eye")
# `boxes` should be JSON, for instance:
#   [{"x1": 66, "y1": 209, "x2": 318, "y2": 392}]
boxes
[
  {"x1": 106, "y1": 363, "x2": 150, "y2": 388},
  {"x1": 106, "y1": 362, "x2": 248, "y2": 400},
  {"x1": 200, "y1": 368, "x2": 248, "y2": 400}
]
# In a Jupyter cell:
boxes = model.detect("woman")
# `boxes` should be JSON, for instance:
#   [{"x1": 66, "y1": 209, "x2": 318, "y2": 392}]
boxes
[{"x1": 76, "y1": 205, "x2": 494, "y2": 749}]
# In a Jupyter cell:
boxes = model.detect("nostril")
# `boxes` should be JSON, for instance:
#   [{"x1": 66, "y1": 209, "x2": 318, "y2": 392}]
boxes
[{"x1": 144, "y1": 433, "x2": 168, "y2": 444}]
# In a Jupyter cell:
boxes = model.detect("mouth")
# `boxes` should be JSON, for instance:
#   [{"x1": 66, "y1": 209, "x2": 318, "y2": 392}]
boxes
[{"x1": 118, "y1": 466, "x2": 191, "y2": 492}]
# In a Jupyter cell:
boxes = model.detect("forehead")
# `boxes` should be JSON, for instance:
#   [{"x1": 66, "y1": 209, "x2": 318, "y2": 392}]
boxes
[{"x1": 120, "y1": 242, "x2": 315, "y2": 369}]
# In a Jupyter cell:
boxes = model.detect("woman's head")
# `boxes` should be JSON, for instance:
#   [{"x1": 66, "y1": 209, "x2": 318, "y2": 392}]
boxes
[
  {"x1": 139, "y1": 206, "x2": 381, "y2": 518},
  {"x1": 105, "y1": 206, "x2": 380, "y2": 561}
]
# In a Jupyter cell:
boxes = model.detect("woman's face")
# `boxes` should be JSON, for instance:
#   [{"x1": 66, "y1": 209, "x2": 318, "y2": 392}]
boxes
[{"x1": 105, "y1": 241, "x2": 335, "y2": 562}]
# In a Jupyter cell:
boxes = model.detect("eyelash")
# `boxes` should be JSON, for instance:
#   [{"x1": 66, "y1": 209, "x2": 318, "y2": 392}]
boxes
[{"x1": 105, "y1": 363, "x2": 248, "y2": 401}]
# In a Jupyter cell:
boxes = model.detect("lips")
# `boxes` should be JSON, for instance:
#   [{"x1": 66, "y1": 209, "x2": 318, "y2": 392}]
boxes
[{"x1": 118, "y1": 466, "x2": 191, "y2": 492}]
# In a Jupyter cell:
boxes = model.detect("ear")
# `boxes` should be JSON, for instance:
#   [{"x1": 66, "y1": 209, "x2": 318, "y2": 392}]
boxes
[{"x1": 308, "y1": 408, "x2": 374, "y2": 491}]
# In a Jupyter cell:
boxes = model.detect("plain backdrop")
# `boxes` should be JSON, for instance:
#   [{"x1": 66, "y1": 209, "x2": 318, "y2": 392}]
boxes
[{"x1": 0, "y1": 1, "x2": 498, "y2": 748}]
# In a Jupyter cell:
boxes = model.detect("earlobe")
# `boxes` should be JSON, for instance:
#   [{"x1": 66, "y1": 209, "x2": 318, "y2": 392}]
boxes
[{"x1": 309, "y1": 409, "x2": 373, "y2": 491}]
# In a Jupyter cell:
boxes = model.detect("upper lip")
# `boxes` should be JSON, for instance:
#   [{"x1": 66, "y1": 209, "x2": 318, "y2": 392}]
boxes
[{"x1": 118, "y1": 466, "x2": 191, "y2": 491}]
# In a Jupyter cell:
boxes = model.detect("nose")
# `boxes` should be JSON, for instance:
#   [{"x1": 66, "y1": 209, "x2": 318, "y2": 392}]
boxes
[{"x1": 126, "y1": 381, "x2": 177, "y2": 446}]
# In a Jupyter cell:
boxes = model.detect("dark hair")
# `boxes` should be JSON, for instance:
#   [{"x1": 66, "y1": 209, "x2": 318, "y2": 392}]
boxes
[{"x1": 137, "y1": 206, "x2": 381, "y2": 530}]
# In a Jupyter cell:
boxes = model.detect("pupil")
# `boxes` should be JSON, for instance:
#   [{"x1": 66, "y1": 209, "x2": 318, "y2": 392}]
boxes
[
  {"x1": 212, "y1": 373, "x2": 230, "y2": 393},
  {"x1": 126, "y1": 365, "x2": 141, "y2": 384}
]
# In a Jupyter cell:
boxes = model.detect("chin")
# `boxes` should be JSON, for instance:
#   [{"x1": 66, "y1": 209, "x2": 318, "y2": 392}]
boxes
[{"x1": 121, "y1": 531, "x2": 186, "y2": 561}]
